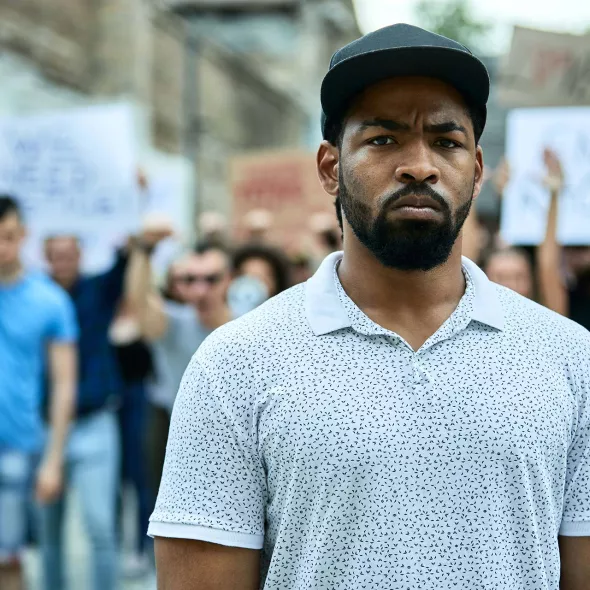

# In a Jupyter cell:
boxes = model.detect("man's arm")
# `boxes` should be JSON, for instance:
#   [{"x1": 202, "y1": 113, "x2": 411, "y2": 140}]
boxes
[
  {"x1": 36, "y1": 341, "x2": 77, "y2": 503},
  {"x1": 559, "y1": 536, "x2": 590, "y2": 590},
  {"x1": 126, "y1": 225, "x2": 173, "y2": 341},
  {"x1": 537, "y1": 148, "x2": 569, "y2": 316},
  {"x1": 155, "y1": 538, "x2": 260, "y2": 590}
]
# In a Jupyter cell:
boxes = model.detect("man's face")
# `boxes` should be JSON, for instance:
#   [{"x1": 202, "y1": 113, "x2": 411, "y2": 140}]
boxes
[
  {"x1": 45, "y1": 237, "x2": 81, "y2": 284},
  {"x1": 174, "y1": 250, "x2": 231, "y2": 313},
  {"x1": 0, "y1": 212, "x2": 24, "y2": 271},
  {"x1": 319, "y1": 76, "x2": 484, "y2": 271}
]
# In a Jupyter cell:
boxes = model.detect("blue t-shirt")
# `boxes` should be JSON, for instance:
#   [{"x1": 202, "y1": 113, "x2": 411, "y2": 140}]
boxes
[{"x1": 0, "y1": 273, "x2": 78, "y2": 452}]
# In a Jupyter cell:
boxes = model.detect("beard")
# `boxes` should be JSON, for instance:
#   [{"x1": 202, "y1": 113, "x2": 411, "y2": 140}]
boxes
[{"x1": 338, "y1": 168, "x2": 474, "y2": 271}]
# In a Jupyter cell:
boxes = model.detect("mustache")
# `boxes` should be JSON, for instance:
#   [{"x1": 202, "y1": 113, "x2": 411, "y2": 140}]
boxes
[{"x1": 382, "y1": 183, "x2": 450, "y2": 212}]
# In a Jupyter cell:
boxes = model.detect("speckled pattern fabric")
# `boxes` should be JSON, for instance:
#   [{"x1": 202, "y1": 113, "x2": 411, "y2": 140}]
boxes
[{"x1": 150, "y1": 252, "x2": 590, "y2": 589}]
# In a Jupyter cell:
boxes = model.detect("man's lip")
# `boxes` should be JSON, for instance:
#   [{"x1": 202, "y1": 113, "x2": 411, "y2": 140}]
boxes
[{"x1": 391, "y1": 195, "x2": 442, "y2": 211}]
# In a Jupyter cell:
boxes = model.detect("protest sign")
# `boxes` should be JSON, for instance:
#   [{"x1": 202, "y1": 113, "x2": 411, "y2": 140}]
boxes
[
  {"x1": 230, "y1": 150, "x2": 334, "y2": 254},
  {"x1": 498, "y1": 26, "x2": 590, "y2": 108},
  {"x1": 0, "y1": 103, "x2": 139, "y2": 272},
  {"x1": 500, "y1": 107, "x2": 590, "y2": 245}
]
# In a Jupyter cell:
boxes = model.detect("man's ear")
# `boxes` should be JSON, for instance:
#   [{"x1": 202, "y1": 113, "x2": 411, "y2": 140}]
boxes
[
  {"x1": 472, "y1": 145, "x2": 484, "y2": 200},
  {"x1": 317, "y1": 140, "x2": 340, "y2": 198}
]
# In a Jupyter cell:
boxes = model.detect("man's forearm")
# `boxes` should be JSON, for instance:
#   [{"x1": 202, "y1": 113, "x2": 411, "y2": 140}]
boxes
[
  {"x1": 125, "y1": 243, "x2": 154, "y2": 310},
  {"x1": 45, "y1": 345, "x2": 77, "y2": 465}
]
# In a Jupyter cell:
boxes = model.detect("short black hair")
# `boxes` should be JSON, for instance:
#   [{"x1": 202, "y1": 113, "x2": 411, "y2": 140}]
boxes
[
  {"x1": 0, "y1": 195, "x2": 22, "y2": 221},
  {"x1": 232, "y1": 243, "x2": 292, "y2": 296},
  {"x1": 194, "y1": 240, "x2": 231, "y2": 260},
  {"x1": 324, "y1": 103, "x2": 485, "y2": 147}
]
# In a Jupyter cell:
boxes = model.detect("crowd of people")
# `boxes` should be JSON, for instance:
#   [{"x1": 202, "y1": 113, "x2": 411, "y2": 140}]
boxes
[
  {"x1": 0, "y1": 188, "x2": 341, "y2": 590},
  {"x1": 1, "y1": 64, "x2": 590, "y2": 590}
]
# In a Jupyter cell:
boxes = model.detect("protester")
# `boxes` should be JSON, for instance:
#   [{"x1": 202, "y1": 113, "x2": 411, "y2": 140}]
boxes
[
  {"x1": 142, "y1": 260, "x2": 187, "y2": 500},
  {"x1": 536, "y1": 148, "x2": 590, "y2": 328},
  {"x1": 483, "y1": 247, "x2": 534, "y2": 299},
  {"x1": 40, "y1": 236, "x2": 130, "y2": 590},
  {"x1": 243, "y1": 208, "x2": 274, "y2": 243},
  {"x1": 232, "y1": 243, "x2": 292, "y2": 298},
  {"x1": 0, "y1": 196, "x2": 78, "y2": 590},
  {"x1": 126, "y1": 229, "x2": 234, "y2": 495},
  {"x1": 109, "y1": 301, "x2": 154, "y2": 577},
  {"x1": 150, "y1": 23, "x2": 590, "y2": 589},
  {"x1": 197, "y1": 211, "x2": 230, "y2": 249}
]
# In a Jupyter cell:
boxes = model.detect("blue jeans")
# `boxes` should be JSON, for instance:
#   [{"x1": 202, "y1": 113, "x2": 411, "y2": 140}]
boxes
[
  {"x1": 38, "y1": 410, "x2": 120, "y2": 590},
  {"x1": 118, "y1": 380, "x2": 154, "y2": 555}
]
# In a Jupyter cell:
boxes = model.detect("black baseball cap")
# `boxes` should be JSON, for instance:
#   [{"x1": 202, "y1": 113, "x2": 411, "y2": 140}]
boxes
[{"x1": 321, "y1": 23, "x2": 489, "y2": 140}]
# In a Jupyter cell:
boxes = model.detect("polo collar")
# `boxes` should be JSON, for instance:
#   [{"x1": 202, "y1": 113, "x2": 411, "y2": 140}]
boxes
[{"x1": 305, "y1": 251, "x2": 504, "y2": 336}]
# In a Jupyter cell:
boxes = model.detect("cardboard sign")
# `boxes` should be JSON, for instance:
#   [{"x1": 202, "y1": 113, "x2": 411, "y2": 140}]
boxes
[
  {"x1": 501, "y1": 107, "x2": 590, "y2": 245},
  {"x1": 230, "y1": 150, "x2": 335, "y2": 254},
  {"x1": 499, "y1": 26, "x2": 590, "y2": 108}
]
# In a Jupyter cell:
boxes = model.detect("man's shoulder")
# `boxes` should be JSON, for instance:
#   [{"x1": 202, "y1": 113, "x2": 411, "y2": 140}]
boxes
[
  {"x1": 24, "y1": 273, "x2": 71, "y2": 309},
  {"x1": 196, "y1": 283, "x2": 308, "y2": 366},
  {"x1": 495, "y1": 283, "x2": 590, "y2": 348}
]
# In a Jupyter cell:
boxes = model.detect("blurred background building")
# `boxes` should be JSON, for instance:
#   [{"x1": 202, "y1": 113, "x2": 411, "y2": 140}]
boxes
[{"x1": 0, "y1": 0, "x2": 360, "y2": 226}]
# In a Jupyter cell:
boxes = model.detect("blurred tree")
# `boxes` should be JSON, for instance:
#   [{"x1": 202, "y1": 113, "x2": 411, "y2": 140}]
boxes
[{"x1": 414, "y1": 0, "x2": 489, "y2": 53}]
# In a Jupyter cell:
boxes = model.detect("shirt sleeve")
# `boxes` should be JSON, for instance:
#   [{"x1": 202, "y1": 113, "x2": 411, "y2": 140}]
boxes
[
  {"x1": 148, "y1": 356, "x2": 266, "y2": 549},
  {"x1": 560, "y1": 332, "x2": 590, "y2": 537},
  {"x1": 98, "y1": 249, "x2": 128, "y2": 310},
  {"x1": 46, "y1": 289, "x2": 79, "y2": 343}
]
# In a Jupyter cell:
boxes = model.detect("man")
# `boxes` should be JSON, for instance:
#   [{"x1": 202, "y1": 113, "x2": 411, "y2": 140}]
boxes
[
  {"x1": 39, "y1": 236, "x2": 129, "y2": 590},
  {"x1": 151, "y1": 25, "x2": 590, "y2": 589},
  {"x1": 126, "y1": 235, "x2": 233, "y2": 493},
  {"x1": 0, "y1": 197, "x2": 77, "y2": 590}
]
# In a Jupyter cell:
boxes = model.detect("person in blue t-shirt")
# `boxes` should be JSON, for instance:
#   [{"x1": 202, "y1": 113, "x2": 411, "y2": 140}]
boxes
[{"x1": 0, "y1": 196, "x2": 78, "y2": 590}]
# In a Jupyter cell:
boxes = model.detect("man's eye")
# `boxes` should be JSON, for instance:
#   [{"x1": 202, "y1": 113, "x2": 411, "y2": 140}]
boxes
[
  {"x1": 369, "y1": 136, "x2": 395, "y2": 146},
  {"x1": 435, "y1": 138, "x2": 460, "y2": 149}
]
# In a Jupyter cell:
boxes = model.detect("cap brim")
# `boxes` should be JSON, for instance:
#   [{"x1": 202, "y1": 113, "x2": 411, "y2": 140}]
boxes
[{"x1": 321, "y1": 46, "x2": 489, "y2": 131}]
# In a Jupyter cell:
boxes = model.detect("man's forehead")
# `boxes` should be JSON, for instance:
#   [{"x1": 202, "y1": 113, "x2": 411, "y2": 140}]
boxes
[
  {"x1": 189, "y1": 250, "x2": 229, "y2": 271},
  {"x1": 0, "y1": 211, "x2": 22, "y2": 228},
  {"x1": 349, "y1": 77, "x2": 470, "y2": 122}
]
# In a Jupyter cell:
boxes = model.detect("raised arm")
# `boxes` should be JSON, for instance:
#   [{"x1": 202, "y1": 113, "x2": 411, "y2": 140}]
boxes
[
  {"x1": 155, "y1": 539, "x2": 260, "y2": 590},
  {"x1": 537, "y1": 148, "x2": 569, "y2": 316},
  {"x1": 126, "y1": 225, "x2": 173, "y2": 342}
]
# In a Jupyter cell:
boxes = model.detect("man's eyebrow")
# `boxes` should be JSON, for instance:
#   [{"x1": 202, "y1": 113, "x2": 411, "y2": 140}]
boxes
[
  {"x1": 424, "y1": 121, "x2": 468, "y2": 135},
  {"x1": 358, "y1": 118, "x2": 410, "y2": 132},
  {"x1": 357, "y1": 119, "x2": 468, "y2": 136}
]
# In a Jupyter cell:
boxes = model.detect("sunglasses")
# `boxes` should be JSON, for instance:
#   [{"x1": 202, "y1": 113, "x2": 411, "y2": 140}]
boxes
[{"x1": 174, "y1": 273, "x2": 224, "y2": 286}]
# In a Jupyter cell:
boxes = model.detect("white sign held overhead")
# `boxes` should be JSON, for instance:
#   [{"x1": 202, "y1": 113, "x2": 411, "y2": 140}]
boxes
[
  {"x1": 501, "y1": 107, "x2": 590, "y2": 246},
  {"x1": 0, "y1": 103, "x2": 140, "y2": 272}
]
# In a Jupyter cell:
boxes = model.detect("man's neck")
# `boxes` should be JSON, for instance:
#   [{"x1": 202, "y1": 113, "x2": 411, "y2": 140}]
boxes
[
  {"x1": 0, "y1": 260, "x2": 23, "y2": 285},
  {"x1": 52, "y1": 276, "x2": 78, "y2": 291},
  {"x1": 198, "y1": 303, "x2": 232, "y2": 331},
  {"x1": 337, "y1": 234, "x2": 466, "y2": 350}
]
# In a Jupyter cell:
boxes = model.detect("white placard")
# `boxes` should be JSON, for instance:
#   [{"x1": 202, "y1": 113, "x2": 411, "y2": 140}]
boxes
[
  {"x1": 0, "y1": 103, "x2": 139, "y2": 272},
  {"x1": 501, "y1": 107, "x2": 590, "y2": 245}
]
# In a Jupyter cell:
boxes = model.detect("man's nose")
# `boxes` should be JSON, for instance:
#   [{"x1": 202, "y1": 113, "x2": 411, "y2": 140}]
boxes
[{"x1": 394, "y1": 141, "x2": 440, "y2": 185}]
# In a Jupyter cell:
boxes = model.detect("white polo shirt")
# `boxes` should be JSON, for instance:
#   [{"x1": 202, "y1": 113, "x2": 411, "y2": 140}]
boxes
[{"x1": 149, "y1": 252, "x2": 590, "y2": 590}]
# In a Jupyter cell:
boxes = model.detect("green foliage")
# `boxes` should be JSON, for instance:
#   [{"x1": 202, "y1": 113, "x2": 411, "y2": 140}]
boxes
[{"x1": 414, "y1": 0, "x2": 489, "y2": 53}]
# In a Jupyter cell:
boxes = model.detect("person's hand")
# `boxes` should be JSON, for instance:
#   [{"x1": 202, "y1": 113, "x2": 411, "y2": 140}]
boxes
[
  {"x1": 542, "y1": 148, "x2": 564, "y2": 193},
  {"x1": 35, "y1": 458, "x2": 63, "y2": 504},
  {"x1": 139, "y1": 215, "x2": 174, "y2": 248},
  {"x1": 137, "y1": 167, "x2": 148, "y2": 191},
  {"x1": 491, "y1": 158, "x2": 510, "y2": 198}
]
